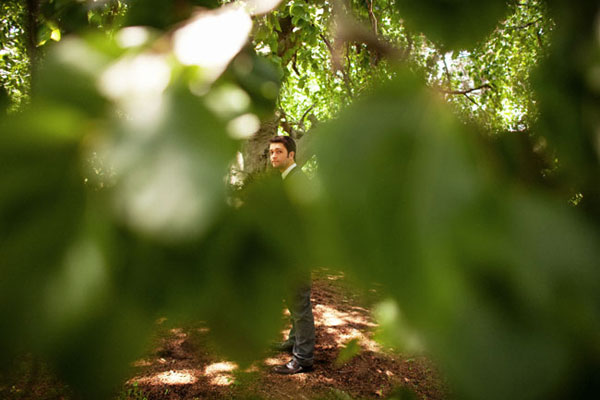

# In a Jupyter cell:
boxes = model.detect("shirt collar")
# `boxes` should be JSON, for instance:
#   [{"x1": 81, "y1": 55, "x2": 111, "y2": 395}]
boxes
[{"x1": 281, "y1": 163, "x2": 297, "y2": 180}]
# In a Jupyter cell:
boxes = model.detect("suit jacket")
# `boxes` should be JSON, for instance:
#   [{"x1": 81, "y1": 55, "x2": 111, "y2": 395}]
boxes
[
  {"x1": 282, "y1": 165, "x2": 313, "y2": 285},
  {"x1": 283, "y1": 164, "x2": 309, "y2": 185}
]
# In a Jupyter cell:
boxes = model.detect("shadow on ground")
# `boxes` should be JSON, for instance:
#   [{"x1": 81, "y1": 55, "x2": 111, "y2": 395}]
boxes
[{"x1": 124, "y1": 273, "x2": 447, "y2": 400}]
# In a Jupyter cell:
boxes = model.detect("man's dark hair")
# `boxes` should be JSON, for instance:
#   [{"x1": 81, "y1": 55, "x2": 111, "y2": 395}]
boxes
[{"x1": 269, "y1": 135, "x2": 296, "y2": 159}]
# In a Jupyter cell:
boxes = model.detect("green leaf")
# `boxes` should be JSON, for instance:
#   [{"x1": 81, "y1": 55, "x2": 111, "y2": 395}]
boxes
[
  {"x1": 35, "y1": 35, "x2": 111, "y2": 116},
  {"x1": 36, "y1": 23, "x2": 52, "y2": 46},
  {"x1": 49, "y1": 21, "x2": 61, "y2": 41},
  {"x1": 312, "y1": 67, "x2": 600, "y2": 400},
  {"x1": 395, "y1": 0, "x2": 509, "y2": 49},
  {"x1": 0, "y1": 106, "x2": 86, "y2": 369},
  {"x1": 273, "y1": 15, "x2": 282, "y2": 32},
  {"x1": 335, "y1": 338, "x2": 361, "y2": 366},
  {"x1": 290, "y1": 4, "x2": 307, "y2": 19},
  {"x1": 102, "y1": 86, "x2": 236, "y2": 242}
]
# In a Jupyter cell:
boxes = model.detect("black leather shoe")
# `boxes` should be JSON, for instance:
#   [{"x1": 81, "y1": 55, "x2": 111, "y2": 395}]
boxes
[{"x1": 272, "y1": 358, "x2": 313, "y2": 375}]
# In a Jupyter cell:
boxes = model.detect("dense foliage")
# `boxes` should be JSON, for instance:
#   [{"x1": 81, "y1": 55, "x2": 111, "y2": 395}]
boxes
[
  {"x1": 1, "y1": 1, "x2": 599, "y2": 399},
  {"x1": 0, "y1": 1, "x2": 29, "y2": 109}
]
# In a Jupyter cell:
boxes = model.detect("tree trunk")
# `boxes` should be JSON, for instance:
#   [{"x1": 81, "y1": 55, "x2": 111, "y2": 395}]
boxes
[
  {"x1": 240, "y1": 116, "x2": 279, "y2": 181},
  {"x1": 24, "y1": 0, "x2": 39, "y2": 85}
]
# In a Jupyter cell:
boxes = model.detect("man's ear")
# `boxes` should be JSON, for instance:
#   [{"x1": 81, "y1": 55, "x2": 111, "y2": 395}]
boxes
[{"x1": 289, "y1": 151, "x2": 295, "y2": 160}]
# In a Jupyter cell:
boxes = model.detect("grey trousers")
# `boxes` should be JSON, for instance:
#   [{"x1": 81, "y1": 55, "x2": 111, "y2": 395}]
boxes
[{"x1": 285, "y1": 284, "x2": 315, "y2": 367}]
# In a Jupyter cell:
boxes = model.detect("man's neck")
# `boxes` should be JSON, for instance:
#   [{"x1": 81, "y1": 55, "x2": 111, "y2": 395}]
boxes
[{"x1": 281, "y1": 163, "x2": 297, "y2": 180}]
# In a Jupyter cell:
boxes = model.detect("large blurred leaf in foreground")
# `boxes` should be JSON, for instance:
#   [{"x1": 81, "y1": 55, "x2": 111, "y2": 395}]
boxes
[
  {"x1": 0, "y1": 104, "x2": 86, "y2": 363},
  {"x1": 99, "y1": 83, "x2": 236, "y2": 242},
  {"x1": 167, "y1": 175, "x2": 312, "y2": 364},
  {"x1": 394, "y1": 0, "x2": 509, "y2": 49},
  {"x1": 124, "y1": 0, "x2": 221, "y2": 29},
  {"x1": 0, "y1": 38, "x2": 140, "y2": 398},
  {"x1": 0, "y1": 27, "x2": 250, "y2": 396},
  {"x1": 532, "y1": 0, "x2": 600, "y2": 216},
  {"x1": 312, "y1": 68, "x2": 600, "y2": 399}
]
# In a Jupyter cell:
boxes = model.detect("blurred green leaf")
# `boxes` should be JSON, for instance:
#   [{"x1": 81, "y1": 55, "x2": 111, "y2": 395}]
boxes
[
  {"x1": 228, "y1": 50, "x2": 281, "y2": 118},
  {"x1": 387, "y1": 386, "x2": 420, "y2": 400},
  {"x1": 531, "y1": 1, "x2": 600, "y2": 211},
  {"x1": 395, "y1": 0, "x2": 509, "y2": 49},
  {"x1": 373, "y1": 299, "x2": 423, "y2": 353},
  {"x1": 34, "y1": 36, "x2": 112, "y2": 117},
  {"x1": 194, "y1": 175, "x2": 312, "y2": 364},
  {"x1": 0, "y1": 86, "x2": 9, "y2": 113},
  {"x1": 0, "y1": 108, "x2": 86, "y2": 369},
  {"x1": 101, "y1": 84, "x2": 236, "y2": 242},
  {"x1": 124, "y1": 0, "x2": 220, "y2": 29},
  {"x1": 290, "y1": 4, "x2": 306, "y2": 19},
  {"x1": 36, "y1": 22, "x2": 52, "y2": 46},
  {"x1": 312, "y1": 67, "x2": 600, "y2": 400},
  {"x1": 335, "y1": 338, "x2": 361, "y2": 366}
]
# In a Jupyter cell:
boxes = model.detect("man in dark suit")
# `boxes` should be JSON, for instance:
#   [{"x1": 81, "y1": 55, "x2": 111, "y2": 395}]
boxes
[{"x1": 268, "y1": 135, "x2": 315, "y2": 374}]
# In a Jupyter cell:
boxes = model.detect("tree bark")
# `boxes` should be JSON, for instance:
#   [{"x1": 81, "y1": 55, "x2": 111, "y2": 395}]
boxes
[
  {"x1": 241, "y1": 116, "x2": 280, "y2": 180},
  {"x1": 24, "y1": 0, "x2": 39, "y2": 85}
]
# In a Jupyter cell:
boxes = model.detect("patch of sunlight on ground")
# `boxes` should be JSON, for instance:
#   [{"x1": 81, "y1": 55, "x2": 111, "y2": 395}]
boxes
[
  {"x1": 264, "y1": 355, "x2": 288, "y2": 366},
  {"x1": 204, "y1": 361, "x2": 237, "y2": 375},
  {"x1": 332, "y1": 330, "x2": 380, "y2": 352},
  {"x1": 131, "y1": 369, "x2": 199, "y2": 386},
  {"x1": 169, "y1": 328, "x2": 187, "y2": 344},
  {"x1": 314, "y1": 304, "x2": 380, "y2": 352},
  {"x1": 318, "y1": 307, "x2": 345, "y2": 326},
  {"x1": 314, "y1": 304, "x2": 377, "y2": 328},
  {"x1": 209, "y1": 375, "x2": 235, "y2": 386},
  {"x1": 131, "y1": 359, "x2": 152, "y2": 368},
  {"x1": 290, "y1": 372, "x2": 309, "y2": 382},
  {"x1": 361, "y1": 337, "x2": 381, "y2": 352},
  {"x1": 204, "y1": 362, "x2": 238, "y2": 386},
  {"x1": 326, "y1": 272, "x2": 345, "y2": 281}
]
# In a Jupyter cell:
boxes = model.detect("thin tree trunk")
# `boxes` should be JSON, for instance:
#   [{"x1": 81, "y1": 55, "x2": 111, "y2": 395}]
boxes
[
  {"x1": 24, "y1": 0, "x2": 39, "y2": 87},
  {"x1": 241, "y1": 116, "x2": 280, "y2": 181}
]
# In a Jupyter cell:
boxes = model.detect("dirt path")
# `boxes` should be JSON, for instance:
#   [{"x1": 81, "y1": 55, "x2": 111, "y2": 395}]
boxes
[{"x1": 125, "y1": 271, "x2": 447, "y2": 400}]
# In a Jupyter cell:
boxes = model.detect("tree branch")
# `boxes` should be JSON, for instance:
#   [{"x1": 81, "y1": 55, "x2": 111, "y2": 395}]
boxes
[
  {"x1": 404, "y1": 30, "x2": 413, "y2": 58},
  {"x1": 291, "y1": 51, "x2": 301, "y2": 76},
  {"x1": 514, "y1": 17, "x2": 543, "y2": 30},
  {"x1": 320, "y1": 33, "x2": 354, "y2": 96},
  {"x1": 439, "y1": 83, "x2": 493, "y2": 95},
  {"x1": 442, "y1": 55, "x2": 452, "y2": 87},
  {"x1": 365, "y1": 0, "x2": 378, "y2": 36},
  {"x1": 535, "y1": 30, "x2": 543, "y2": 48},
  {"x1": 464, "y1": 93, "x2": 479, "y2": 106},
  {"x1": 25, "y1": 0, "x2": 39, "y2": 76},
  {"x1": 332, "y1": 2, "x2": 406, "y2": 65},
  {"x1": 344, "y1": 42, "x2": 354, "y2": 92},
  {"x1": 300, "y1": 104, "x2": 315, "y2": 124},
  {"x1": 320, "y1": 33, "x2": 334, "y2": 55}
]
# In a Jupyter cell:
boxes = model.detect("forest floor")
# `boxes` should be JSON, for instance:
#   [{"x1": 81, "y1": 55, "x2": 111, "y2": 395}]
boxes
[
  {"x1": 121, "y1": 269, "x2": 447, "y2": 400},
  {"x1": 1, "y1": 269, "x2": 447, "y2": 400}
]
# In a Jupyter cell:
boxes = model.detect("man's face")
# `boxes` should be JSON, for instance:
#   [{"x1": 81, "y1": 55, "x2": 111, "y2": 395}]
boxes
[{"x1": 269, "y1": 142, "x2": 293, "y2": 171}]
